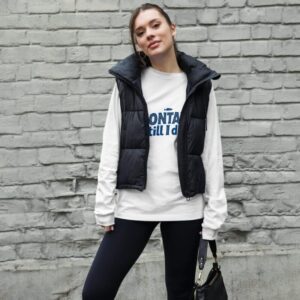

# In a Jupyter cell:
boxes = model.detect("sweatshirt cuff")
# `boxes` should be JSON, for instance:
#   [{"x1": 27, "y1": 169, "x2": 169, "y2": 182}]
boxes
[
  {"x1": 94, "y1": 212, "x2": 115, "y2": 226},
  {"x1": 201, "y1": 227, "x2": 218, "y2": 240}
]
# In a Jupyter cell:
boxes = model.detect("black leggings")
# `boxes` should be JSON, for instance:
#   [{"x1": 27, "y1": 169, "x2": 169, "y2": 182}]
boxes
[{"x1": 82, "y1": 217, "x2": 204, "y2": 300}]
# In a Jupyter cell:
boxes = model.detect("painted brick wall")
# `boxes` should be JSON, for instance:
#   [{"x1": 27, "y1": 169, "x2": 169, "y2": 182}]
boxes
[{"x1": 0, "y1": 0, "x2": 299, "y2": 299}]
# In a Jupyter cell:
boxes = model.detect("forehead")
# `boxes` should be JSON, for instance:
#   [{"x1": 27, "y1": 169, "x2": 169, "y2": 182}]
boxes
[{"x1": 134, "y1": 9, "x2": 163, "y2": 30}]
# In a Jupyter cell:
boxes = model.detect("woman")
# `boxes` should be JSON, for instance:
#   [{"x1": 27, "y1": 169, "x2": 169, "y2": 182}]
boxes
[{"x1": 82, "y1": 3, "x2": 227, "y2": 300}]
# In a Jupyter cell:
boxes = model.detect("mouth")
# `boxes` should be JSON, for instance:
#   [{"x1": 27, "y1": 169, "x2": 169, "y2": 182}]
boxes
[{"x1": 148, "y1": 41, "x2": 160, "y2": 49}]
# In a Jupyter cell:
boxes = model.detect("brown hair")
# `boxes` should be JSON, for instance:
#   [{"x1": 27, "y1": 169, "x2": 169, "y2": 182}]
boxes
[{"x1": 129, "y1": 3, "x2": 179, "y2": 67}]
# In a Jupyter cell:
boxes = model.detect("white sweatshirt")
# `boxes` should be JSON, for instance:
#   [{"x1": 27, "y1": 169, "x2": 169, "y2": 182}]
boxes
[{"x1": 94, "y1": 66, "x2": 228, "y2": 240}]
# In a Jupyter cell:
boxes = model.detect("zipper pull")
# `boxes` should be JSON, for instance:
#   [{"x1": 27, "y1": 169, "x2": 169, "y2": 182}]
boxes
[{"x1": 186, "y1": 197, "x2": 191, "y2": 201}]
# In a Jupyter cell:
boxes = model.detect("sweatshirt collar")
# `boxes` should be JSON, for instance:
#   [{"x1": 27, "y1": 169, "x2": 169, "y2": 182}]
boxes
[{"x1": 108, "y1": 50, "x2": 221, "y2": 97}]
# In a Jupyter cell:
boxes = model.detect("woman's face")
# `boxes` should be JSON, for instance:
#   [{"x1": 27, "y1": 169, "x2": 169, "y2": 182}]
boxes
[{"x1": 133, "y1": 9, "x2": 176, "y2": 58}]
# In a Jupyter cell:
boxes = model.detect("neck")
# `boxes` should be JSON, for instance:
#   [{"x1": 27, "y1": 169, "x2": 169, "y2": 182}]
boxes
[{"x1": 148, "y1": 47, "x2": 182, "y2": 73}]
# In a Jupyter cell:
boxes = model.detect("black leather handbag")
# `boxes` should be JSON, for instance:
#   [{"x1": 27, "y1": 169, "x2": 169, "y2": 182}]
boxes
[{"x1": 192, "y1": 237, "x2": 228, "y2": 300}]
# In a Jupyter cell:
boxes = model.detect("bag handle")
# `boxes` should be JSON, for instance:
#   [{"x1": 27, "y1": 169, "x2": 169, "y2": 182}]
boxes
[{"x1": 197, "y1": 236, "x2": 218, "y2": 270}]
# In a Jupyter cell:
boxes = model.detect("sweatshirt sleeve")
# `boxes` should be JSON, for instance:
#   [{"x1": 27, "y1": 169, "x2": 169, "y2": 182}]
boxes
[
  {"x1": 94, "y1": 82, "x2": 121, "y2": 226},
  {"x1": 201, "y1": 84, "x2": 228, "y2": 240}
]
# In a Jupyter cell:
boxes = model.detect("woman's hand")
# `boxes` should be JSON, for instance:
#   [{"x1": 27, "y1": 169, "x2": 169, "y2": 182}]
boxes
[{"x1": 101, "y1": 225, "x2": 114, "y2": 232}]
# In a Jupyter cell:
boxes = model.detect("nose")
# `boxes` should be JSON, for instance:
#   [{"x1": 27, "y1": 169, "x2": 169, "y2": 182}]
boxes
[{"x1": 145, "y1": 28, "x2": 155, "y2": 40}]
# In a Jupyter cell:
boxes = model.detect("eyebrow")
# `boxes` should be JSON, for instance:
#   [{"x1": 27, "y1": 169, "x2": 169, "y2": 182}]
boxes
[{"x1": 135, "y1": 18, "x2": 160, "y2": 32}]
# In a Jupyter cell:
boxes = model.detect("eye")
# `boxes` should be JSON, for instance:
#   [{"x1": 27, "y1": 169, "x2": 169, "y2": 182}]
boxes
[
  {"x1": 136, "y1": 31, "x2": 144, "y2": 37},
  {"x1": 153, "y1": 23, "x2": 160, "y2": 28}
]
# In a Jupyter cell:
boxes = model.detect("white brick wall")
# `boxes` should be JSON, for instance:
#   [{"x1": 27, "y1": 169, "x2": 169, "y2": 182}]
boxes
[{"x1": 0, "y1": 1, "x2": 299, "y2": 299}]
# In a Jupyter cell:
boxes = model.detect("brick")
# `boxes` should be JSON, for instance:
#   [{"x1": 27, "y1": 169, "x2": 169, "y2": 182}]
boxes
[
  {"x1": 89, "y1": 46, "x2": 111, "y2": 61},
  {"x1": 272, "y1": 25, "x2": 293, "y2": 39},
  {"x1": 110, "y1": 13, "x2": 131, "y2": 28},
  {"x1": 248, "y1": 0, "x2": 284, "y2": 5},
  {"x1": 0, "y1": 246, "x2": 16, "y2": 262},
  {"x1": 75, "y1": 146, "x2": 95, "y2": 159},
  {"x1": 227, "y1": 0, "x2": 246, "y2": 7},
  {"x1": 206, "y1": 0, "x2": 226, "y2": 7},
  {"x1": 89, "y1": 78, "x2": 114, "y2": 94},
  {"x1": 60, "y1": 0, "x2": 75, "y2": 12},
  {"x1": 216, "y1": 90, "x2": 250, "y2": 105},
  {"x1": 0, "y1": 149, "x2": 18, "y2": 168},
  {"x1": 78, "y1": 29, "x2": 121, "y2": 45},
  {"x1": 111, "y1": 45, "x2": 134, "y2": 60},
  {"x1": 240, "y1": 7, "x2": 260, "y2": 23},
  {"x1": 0, "y1": 115, "x2": 21, "y2": 134},
  {"x1": 274, "y1": 90, "x2": 300, "y2": 103},
  {"x1": 197, "y1": 9, "x2": 218, "y2": 24},
  {"x1": 68, "y1": 79, "x2": 89, "y2": 94},
  {"x1": 27, "y1": 30, "x2": 77, "y2": 46},
  {"x1": 219, "y1": 8, "x2": 239, "y2": 24},
  {"x1": 247, "y1": 231, "x2": 272, "y2": 245},
  {"x1": 220, "y1": 106, "x2": 240, "y2": 121},
  {"x1": 219, "y1": 42, "x2": 240, "y2": 56},
  {"x1": 175, "y1": 10, "x2": 197, "y2": 25},
  {"x1": 92, "y1": 111, "x2": 108, "y2": 127},
  {"x1": 273, "y1": 121, "x2": 300, "y2": 135},
  {"x1": 242, "y1": 105, "x2": 282, "y2": 120},
  {"x1": 259, "y1": 7, "x2": 282, "y2": 23},
  {"x1": 221, "y1": 122, "x2": 249, "y2": 137},
  {"x1": 240, "y1": 74, "x2": 282, "y2": 89},
  {"x1": 0, "y1": 65, "x2": 16, "y2": 82},
  {"x1": 210, "y1": 59, "x2": 252, "y2": 73},
  {"x1": 282, "y1": 7, "x2": 300, "y2": 24},
  {"x1": 272, "y1": 229, "x2": 300, "y2": 245},
  {"x1": 32, "y1": 63, "x2": 80, "y2": 79},
  {"x1": 251, "y1": 89, "x2": 273, "y2": 104},
  {"x1": 50, "y1": 113, "x2": 70, "y2": 130},
  {"x1": 199, "y1": 42, "x2": 219, "y2": 57},
  {"x1": 67, "y1": 47, "x2": 89, "y2": 62},
  {"x1": 27, "y1": 0, "x2": 60, "y2": 13},
  {"x1": 178, "y1": 44, "x2": 198, "y2": 57},
  {"x1": 7, "y1": 0, "x2": 27, "y2": 13},
  {"x1": 218, "y1": 75, "x2": 240, "y2": 89},
  {"x1": 272, "y1": 40, "x2": 300, "y2": 56},
  {"x1": 18, "y1": 149, "x2": 38, "y2": 166},
  {"x1": 0, "y1": 30, "x2": 28, "y2": 46},
  {"x1": 283, "y1": 104, "x2": 300, "y2": 119},
  {"x1": 79, "y1": 128, "x2": 102, "y2": 144},
  {"x1": 240, "y1": 41, "x2": 272, "y2": 56},
  {"x1": 209, "y1": 25, "x2": 250, "y2": 40},
  {"x1": 48, "y1": 13, "x2": 109, "y2": 29},
  {"x1": 251, "y1": 25, "x2": 272, "y2": 39},
  {"x1": 253, "y1": 58, "x2": 286, "y2": 73},
  {"x1": 286, "y1": 58, "x2": 300, "y2": 72},
  {"x1": 16, "y1": 65, "x2": 31, "y2": 81},
  {"x1": 159, "y1": 0, "x2": 203, "y2": 8},
  {"x1": 39, "y1": 147, "x2": 79, "y2": 164},
  {"x1": 77, "y1": 0, "x2": 119, "y2": 11},
  {"x1": 81, "y1": 63, "x2": 113, "y2": 78},
  {"x1": 20, "y1": 113, "x2": 51, "y2": 131},
  {"x1": 70, "y1": 112, "x2": 92, "y2": 128},
  {"x1": 283, "y1": 74, "x2": 300, "y2": 88},
  {"x1": 80, "y1": 95, "x2": 110, "y2": 111},
  {"x1": 223, "y1": 137, "x2": 297, "y2": 154},
  {"x1": 176, "y1": 27, "x2": 207, "y2": 42}
]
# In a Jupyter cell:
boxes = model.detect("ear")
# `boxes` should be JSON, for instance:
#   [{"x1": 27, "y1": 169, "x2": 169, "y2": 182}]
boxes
[{"x1": 171, "y1": 23, "x2": 176, "y2": 38}]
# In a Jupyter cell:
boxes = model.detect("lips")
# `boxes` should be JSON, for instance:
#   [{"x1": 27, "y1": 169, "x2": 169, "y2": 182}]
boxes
[{"x1": 148, "y1": 41, "x2": 160, "y2": 49}]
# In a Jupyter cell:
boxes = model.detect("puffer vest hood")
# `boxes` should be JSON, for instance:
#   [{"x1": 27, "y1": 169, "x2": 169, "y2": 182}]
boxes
[{"x1": 108, "y1": 51, "x2": 221, "y2": 199}]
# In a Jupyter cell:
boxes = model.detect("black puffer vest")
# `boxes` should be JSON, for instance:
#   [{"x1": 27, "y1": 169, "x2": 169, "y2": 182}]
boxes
[{"x1": 108, "y1": 51, "x2": 221, "y2": 200}]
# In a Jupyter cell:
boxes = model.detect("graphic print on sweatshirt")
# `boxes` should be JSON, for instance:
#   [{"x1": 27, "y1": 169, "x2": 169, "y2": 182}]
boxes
[{"x1": 149, "y1": 107, "x2": 180, "y2": 137}]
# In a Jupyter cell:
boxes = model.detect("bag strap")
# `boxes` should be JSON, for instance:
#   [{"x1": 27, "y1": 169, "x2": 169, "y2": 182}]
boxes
[{"x1": 197, "y1": 237, "x2": 218, "y2": 270}]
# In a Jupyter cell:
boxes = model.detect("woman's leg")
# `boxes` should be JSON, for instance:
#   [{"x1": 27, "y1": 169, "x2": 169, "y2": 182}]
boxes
[
  {"x1": 160, "y1": 218, "x2": 204, "y2": 300},
  {"x1": 82, "y1": 217, "x2": 158, "y2": 300}
]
